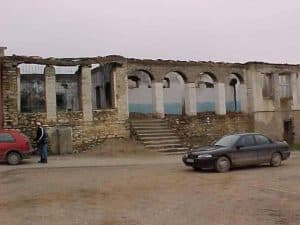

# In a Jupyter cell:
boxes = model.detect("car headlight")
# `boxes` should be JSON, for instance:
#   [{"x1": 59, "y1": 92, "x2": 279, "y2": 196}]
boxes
[
  {"x1": 197, "y1": 154, "x2": 213, "y2": 158},
  {"x1": 183, "y1": 153, "x2": 188, "y2": 158}
]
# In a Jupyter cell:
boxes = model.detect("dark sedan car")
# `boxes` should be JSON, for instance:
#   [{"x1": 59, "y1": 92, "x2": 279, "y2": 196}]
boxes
[{"x1": 182, "y1": 133, "x2": 290, "y2": 172}]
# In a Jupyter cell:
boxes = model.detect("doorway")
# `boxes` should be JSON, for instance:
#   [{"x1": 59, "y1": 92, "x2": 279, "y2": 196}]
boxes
[{"x1": 283, "y1": 119, "x2": 294, "y2": 144}]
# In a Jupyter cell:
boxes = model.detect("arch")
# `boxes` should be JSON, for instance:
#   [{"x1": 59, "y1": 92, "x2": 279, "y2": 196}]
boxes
[
  {"x1": 226, "y1": 73, "x2": 242, "y2": 112},
  {"x1": 195, "y1": 73, "x2": 216, "y2": 88},
  {"x1": 127, "y1": 69, "x2": 154, "y2": 114},
  {"x1": 128, "y1": 76, "x2": 140, "y2": 89},
  {"x1": 128, "y1": 69, "x2": 153, "y2": 88},
  {"x1": 229, "y1": 72, "x2": 244, "y2": 84},
  {"x1": 195, "y1": 73, "x2": 217, "y2": 113},
  {"x1": 163, "y1": 72, "x2": 185, "y2": 115},
  {"x1": 128, "y1": 69, "x2": 154, "y2": 81},
  {"x1": 163, "y1": 77, "x2": 170, "y2": 88}
]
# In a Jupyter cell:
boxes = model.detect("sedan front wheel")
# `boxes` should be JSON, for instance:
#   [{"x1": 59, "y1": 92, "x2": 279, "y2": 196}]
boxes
[
  {"x1": 215, "y1": 156, "x2": 231, "y2": 173},
  {"x1": 270, "y1": 152, "x2": 282, "y2": 167}
]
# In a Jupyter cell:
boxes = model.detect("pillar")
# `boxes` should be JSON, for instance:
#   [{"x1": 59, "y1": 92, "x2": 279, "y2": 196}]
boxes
[
  {"x1": 272, "y1": 73, "x2": 284, "y2": 139},
  {"x1": 239, "y1": 84, "x2": 248, "y2": 113},
  {"x1": 80, "y1": 65, "x2": 93, "y2": 121},
  {"x1": 272, "y1": 73, "x2": 281, "y2": 110},
  {"x1": 152, "y1": 82, "x2": 164, "y2": 118},
  {"x1": 215, "y1": 83, "x2": 226, "y2": 115},
  {"x1": 184, "y1": 83, "x2": 197, "y2": 116},
  {"x1": 114, "y1": 65, "x2": 129, "y2": 120},
  {"x1": 291, "y1": 73, "x2": 300, "y2": 110},
  {"x1": 0, "y1": 47, "x2": 7, "y2": 57},
  {"x1": 44, "y1": 65, "x2": 57, "y2": 121}
]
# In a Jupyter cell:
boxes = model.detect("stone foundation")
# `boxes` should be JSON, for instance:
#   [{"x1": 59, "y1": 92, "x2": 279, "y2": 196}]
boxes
[
  {"x1": 15, "y1": 110, "x2": 129, "y2": 153},
  {"x1": 165, "y1": 113, "x2": 253, "y2": 147}
]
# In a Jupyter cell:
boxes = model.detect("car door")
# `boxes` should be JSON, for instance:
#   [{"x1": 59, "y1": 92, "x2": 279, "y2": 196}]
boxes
[
  {"x1": 254, "y1": 134, "x2": 274, "y2": 163},
  {"x1": 232, "y1": 135, "x2": 258, "y2": 166}
]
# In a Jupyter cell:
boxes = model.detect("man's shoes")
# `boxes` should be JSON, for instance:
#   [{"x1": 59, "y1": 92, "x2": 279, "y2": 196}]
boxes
[{"x1": 42, "y1": 159, "x2": 48, "y2": 163}]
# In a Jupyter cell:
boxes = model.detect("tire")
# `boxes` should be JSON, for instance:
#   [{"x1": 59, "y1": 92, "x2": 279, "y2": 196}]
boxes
[
  {"x1": 270, "y1": 152, "x2": 282, "y2": 167},
  {"x1": 7, "y1": 152, "x2": 21, "y2": 165},
  {"x1": 215, "y1": 156, "x2": 231, "y2": 173}
]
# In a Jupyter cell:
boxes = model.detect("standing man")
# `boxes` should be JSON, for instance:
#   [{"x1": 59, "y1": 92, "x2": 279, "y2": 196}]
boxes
[{"x1": 34, "y1": 121, "x2": 48, "y2": 163}]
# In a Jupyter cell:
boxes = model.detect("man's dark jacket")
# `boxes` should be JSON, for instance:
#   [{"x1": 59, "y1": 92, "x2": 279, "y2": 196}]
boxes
[{"x1": 35, "y1": 127, "x2": 47, "y2": 145}]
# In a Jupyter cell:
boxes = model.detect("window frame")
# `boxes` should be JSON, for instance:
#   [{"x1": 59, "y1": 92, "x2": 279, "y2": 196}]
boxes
[
  {"x1": 254, "y1": 134, "x2": 272, "y2": 146},
  {"x1": 237, "y1": 135, "x2": 256, "y2": 147}
]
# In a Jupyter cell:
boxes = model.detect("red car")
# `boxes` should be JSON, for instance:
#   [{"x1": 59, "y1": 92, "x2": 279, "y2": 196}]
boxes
[{"x1": 0, "y1": 130, "x2": 33, "y2": 165}]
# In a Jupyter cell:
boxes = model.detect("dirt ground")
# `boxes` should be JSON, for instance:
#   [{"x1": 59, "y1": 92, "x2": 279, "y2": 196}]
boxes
[{"x1": 1, "y1": 139, "x2": 300, "y2": 225}]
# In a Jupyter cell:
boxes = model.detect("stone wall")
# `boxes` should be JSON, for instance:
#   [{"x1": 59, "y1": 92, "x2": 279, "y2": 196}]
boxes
[
  {"x1": 165, "y1": 113, "x2": 253, "y2": 147},
  {"x1": 1, "y1": 58, "x2": 129, "y2": 154},
  {"x1": 15, "y1": 110, "x2": 129, "y2": 153}
]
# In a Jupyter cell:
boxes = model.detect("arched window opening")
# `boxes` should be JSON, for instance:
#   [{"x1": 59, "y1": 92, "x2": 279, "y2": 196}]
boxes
[
  {"x1": 127, "y1": 70, "x2": 153, "y2": 114},
  {"x1": 195, "y1": 73, "x2": 216, "y2": 113}
]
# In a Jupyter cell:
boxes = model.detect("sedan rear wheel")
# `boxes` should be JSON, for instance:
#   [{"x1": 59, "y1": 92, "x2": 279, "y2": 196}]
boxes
[
  {"x1": 7, "y1": 152, "x2": 21, "y2": 165},
  {"x1": 270, "y1": 152, "x2": 282, "y2": 167},
  {"x1": 215, "y1": 156, "x2": 231, "y2": 173}
]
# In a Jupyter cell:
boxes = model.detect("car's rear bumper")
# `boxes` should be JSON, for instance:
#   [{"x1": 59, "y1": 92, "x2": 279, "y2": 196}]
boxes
[
  {"x1": 21, "y1": 148, "x2": 35, "y2": 159},
  {"x1": 182, "y1": 156, "x2": 216, "y2": 169}
]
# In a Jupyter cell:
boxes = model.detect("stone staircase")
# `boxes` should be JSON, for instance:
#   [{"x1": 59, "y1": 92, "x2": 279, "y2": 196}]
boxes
[{"x1": 130, "y1": 118, "x2": 189, "y2": 155}]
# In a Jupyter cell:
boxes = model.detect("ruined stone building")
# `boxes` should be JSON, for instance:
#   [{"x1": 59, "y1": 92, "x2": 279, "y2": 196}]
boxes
[{"x1": 0, "y1": 47, "x2": 299, "y2": 152}]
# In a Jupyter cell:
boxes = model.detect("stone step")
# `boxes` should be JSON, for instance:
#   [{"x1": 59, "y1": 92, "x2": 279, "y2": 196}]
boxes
[
  {"x1": 132, "y1": 125, "x2": 169, "y2": 129},
  {"x1": 135, "y1": 129, "x2": 174, "y2": 133},
  {"x1": 130, "y1": 120, "x2": 167, "y2": 125},
  {"x1": 145, "y1": 143, "x2": 183, "y2": 149},
  {"x1": 143, "y1": 139, "x2": 181, "y2": 145},
  {"x1": 138, "y1": 132, "x2": 177, "y2": 137},
  {"x1": 139, "y1": 136, "x2": 179, "y2": 140},
  {"x1": 131, "y1": 119, "x2": 165, "y2": 123},
  {"x1": 134, "y1": 127, "x2": 171, "y2": 133}
]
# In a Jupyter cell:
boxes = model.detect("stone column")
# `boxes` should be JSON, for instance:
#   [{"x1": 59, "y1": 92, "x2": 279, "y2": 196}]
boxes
[
  {"x1": 80, "y1": 65, "x2": 93, "y2": 121},
  {"x1": 184, "y1": 83, "x2": 197, "y2": 116},
  {"x1": 239, "y1": 84, "x2": 248, "y2": 113},
  {"x1": 44, "y1": 65, "x2": 57, "y2": 121},
  {"x1": 114, "y1": 65, "x2": 129, "y2": 120},
  {"x1": 272, "y1": 73, "x2": 283, "y2": 139},
  {"x1": 152, "y1": 82, "x2": 164, "y2": 118},
  {"x1": 0, "y1": 47, "x2": 7, "y2": 57},
  {"x1": 291, "y1": 73, "x2": 300, "y2": 110},
  {"x1": 215, "y1": 83, "x2": 226, "y2": 115}
]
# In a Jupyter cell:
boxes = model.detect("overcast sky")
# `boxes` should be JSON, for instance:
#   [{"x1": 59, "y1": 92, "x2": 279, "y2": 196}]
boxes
[{"x1": 1, "y1": 0, "x2": 300, "y2": 63}]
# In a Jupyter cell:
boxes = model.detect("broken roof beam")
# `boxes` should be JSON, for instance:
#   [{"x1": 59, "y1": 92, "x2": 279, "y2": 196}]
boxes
[{"x1": 3, "y1": 55, "x2": 125, "y2": 67}]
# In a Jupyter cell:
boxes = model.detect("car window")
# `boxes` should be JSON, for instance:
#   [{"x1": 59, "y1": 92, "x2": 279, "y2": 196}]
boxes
[
  {"x1": 238, "y1": 135, "x2": 256, "y2": 147},
  {"x1": 0, "y1": 133, "x2": 15, "y2": 143},
  {"x1": 254, "y1": 135, "x2": 271, "y2": 145},
  {"x1": 214, "y1": 135, "x2": 240, "y2": 147}
]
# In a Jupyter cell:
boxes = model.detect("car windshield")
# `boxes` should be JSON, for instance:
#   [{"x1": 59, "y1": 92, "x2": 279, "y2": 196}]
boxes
[{"x1": 214, "y1": 135, "x2": 240, "y2": 147}]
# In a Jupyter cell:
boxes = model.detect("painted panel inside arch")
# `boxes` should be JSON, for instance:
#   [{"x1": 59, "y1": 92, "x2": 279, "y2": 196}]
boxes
[
  {"x1": 129, "y1": 104, "x2": 152, "y2": 113},
  {"x1": 164, "y1": 103, "x2": 182, "y2": 115},
  {"x1": 197, "y1": 102, "x2": 215, "y2": 112},
  {"x1": 226, "y1": 101, "x2": 241, "y2": 112}
]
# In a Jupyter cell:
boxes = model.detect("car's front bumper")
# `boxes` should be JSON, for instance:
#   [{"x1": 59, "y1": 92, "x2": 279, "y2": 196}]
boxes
[
  {"x1": 282, "y1": 151, "x2": 291, "y2": 160},
  {"x1": 182, "y1": 156, "x2": 217, "y2": 169}
]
